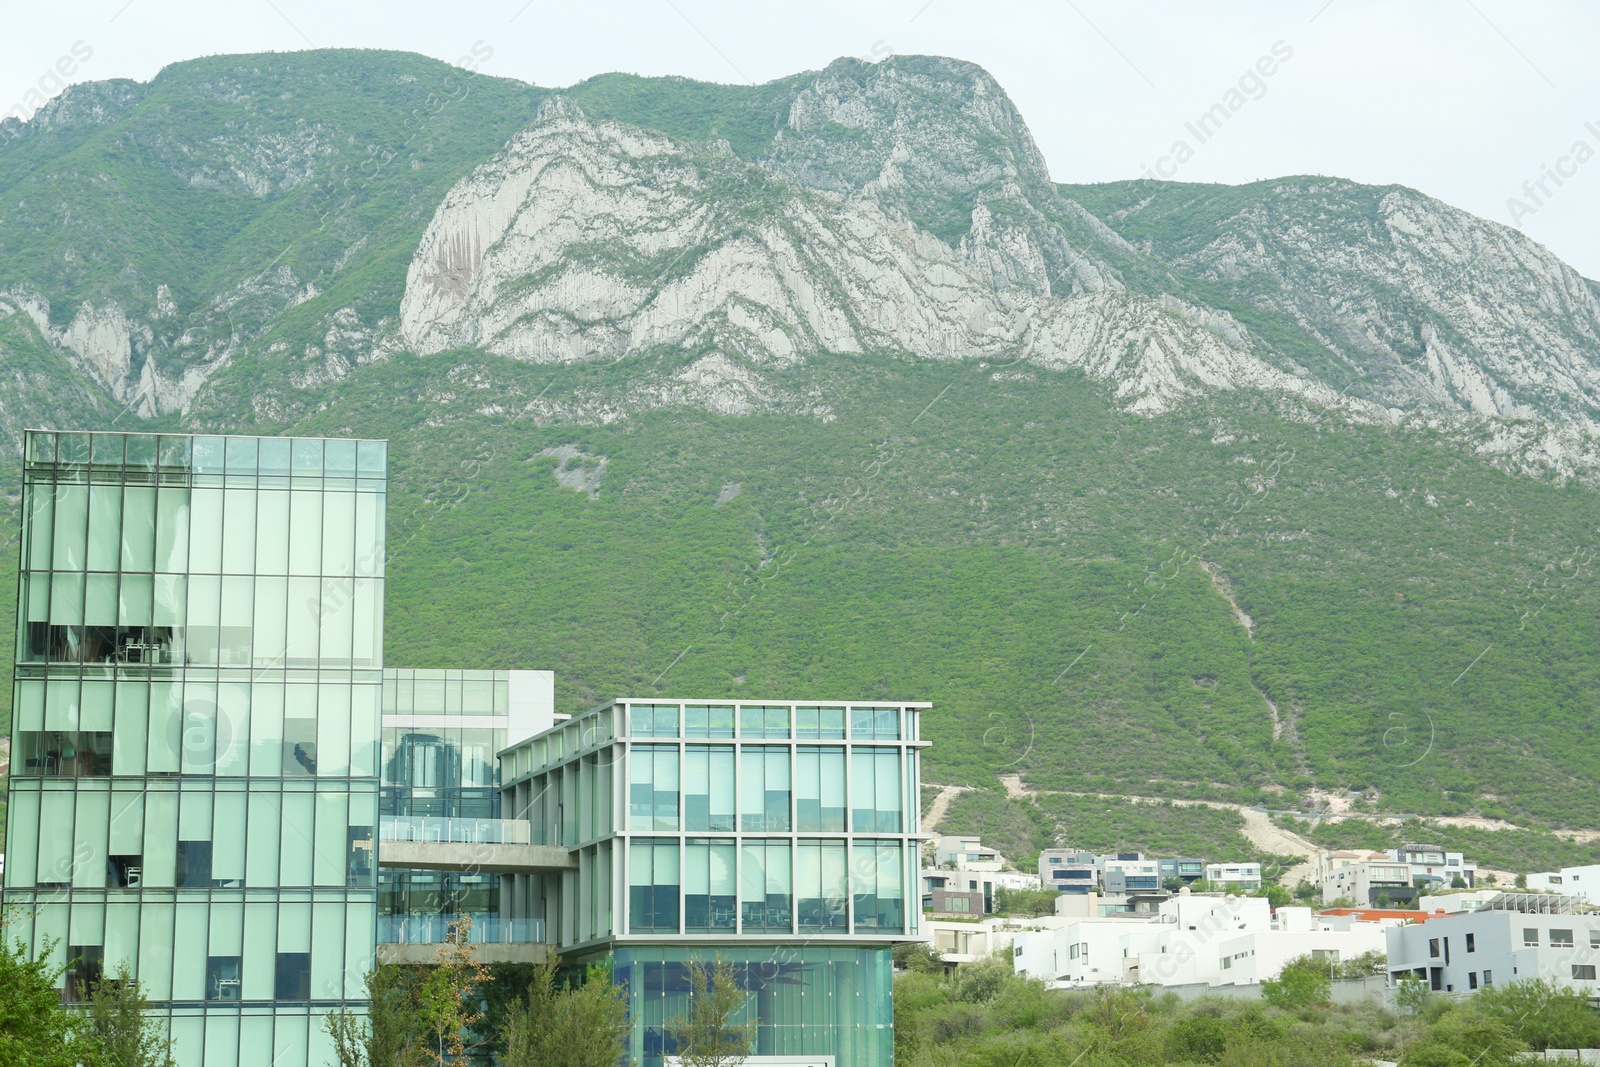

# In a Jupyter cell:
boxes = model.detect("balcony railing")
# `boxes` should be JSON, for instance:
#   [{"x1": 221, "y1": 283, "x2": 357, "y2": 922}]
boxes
[
  {"x1": 378, "y1": 915, "x2": 544, "y2": 945},
  {"x1": 379, "y1": 816, "x2": 531, "y2": 845}
]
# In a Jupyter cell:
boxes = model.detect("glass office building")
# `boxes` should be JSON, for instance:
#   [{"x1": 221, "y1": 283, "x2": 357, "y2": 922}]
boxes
[
  {"x1": 3, "y1": 430, "x2": 386, "y2": 1067},
  {"x1": 498, "y1": 699, "x2": 930, "y2": 1067},
  {"x1": 378, "y1": 669, "x2": 509, "y2": 935}
]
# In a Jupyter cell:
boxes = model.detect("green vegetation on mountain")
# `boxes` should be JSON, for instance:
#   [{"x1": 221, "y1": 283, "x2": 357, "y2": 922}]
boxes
[{"x1": 263, "y1": 350, "x2": 1600, "y2": 833}]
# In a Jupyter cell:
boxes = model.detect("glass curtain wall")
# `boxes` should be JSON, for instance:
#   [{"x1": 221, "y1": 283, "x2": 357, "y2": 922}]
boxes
[
  {"x1": 378, "y1": 670, "x2": 508, "y2": 935},
  {"x1": 609, "y1": 945, "x2": 893, "y2": 1067},
  {"x1": 3, "y1": 431, "x2": 386, "y2": 1067}
]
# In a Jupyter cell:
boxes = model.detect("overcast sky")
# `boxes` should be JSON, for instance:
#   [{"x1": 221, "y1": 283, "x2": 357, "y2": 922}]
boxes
[{"x1": 6, "y1": 0, "x2": 1599, "y2": 277}]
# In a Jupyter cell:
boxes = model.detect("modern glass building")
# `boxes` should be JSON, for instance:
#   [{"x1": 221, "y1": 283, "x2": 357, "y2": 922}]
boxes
[
  {"x1": 3, "y1": 430, "x2": 387, "y2": 1067},
  {"x1": 498, "y1": 699, "x2": 930, "y2": 1067},
  {"x1": 378, "y1": 668, "x2": 553, "y2": 948}
]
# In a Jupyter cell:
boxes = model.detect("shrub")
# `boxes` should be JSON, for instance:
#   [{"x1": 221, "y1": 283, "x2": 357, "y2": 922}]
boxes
[{"x1": 1261, "y1": 955, "x2": 1332, "y2": 1011}]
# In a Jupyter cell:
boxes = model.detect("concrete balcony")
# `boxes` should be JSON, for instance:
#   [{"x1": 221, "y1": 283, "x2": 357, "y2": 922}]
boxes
[
  {"x1": 377, "y1": 915, "x2": 552, "y2": 966},
  {"x1": 377, "y1": 816, "x2": 577, "y2": 874}
]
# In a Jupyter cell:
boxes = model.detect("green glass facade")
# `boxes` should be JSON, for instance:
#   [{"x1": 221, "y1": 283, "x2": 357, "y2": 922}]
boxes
[
  {"x1": 500, "y1": 699, "x2": 928, "y2": 1067},
  {"x1": 378, "y1": 668, "x2": 510, "y2": 937},
  {"x1": 3, "y1": 430, "x2": 386, "y2": 1067},
  {"x1": 607, "y1": 945, "x2": 893, "y2": 1067}
]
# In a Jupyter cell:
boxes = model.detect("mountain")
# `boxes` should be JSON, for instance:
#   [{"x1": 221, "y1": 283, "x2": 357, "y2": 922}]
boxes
[{"x1": 1, "y1": 49, "x2": 1598, "y2": 855}]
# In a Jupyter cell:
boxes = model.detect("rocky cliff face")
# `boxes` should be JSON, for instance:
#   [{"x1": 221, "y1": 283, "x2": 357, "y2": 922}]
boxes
[
  {"x1": 4, "y1": 50, "x2": 1600, "y2": 477},
  {"x1": 1078, "y1": 178, "x2": 1600, "y2": 432},
  {"x1": 399, "y1": 102, "x2": 1375, "y2": 421}
]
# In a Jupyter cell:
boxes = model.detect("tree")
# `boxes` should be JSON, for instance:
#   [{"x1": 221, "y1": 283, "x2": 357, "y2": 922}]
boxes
[
  {"x1": 1472, "y1": 979, "x2": 1600, "y2": 1051},
  {"x1": 84, "y1": 963, "x2": 176, "y2": 1067},
  {"x1": 501, "y1": 957, "x2": 629, "y2": 1067},
  {"x1": 1400, "y1": 1007, "x2": 1526, "y2": 1067},
  {"x1": 891, "y1": 941, "x2": 944, "y2": 975},
  {"x1": 1260, "y1": 955, "x2": 1331, "y2": 1011},
  {"x1": 1513, "y1": 873, "x2": 1527, "y2": 889},
  {"x1": 415, "y1": 915, "x2": 493, "y2": 1065},
  {"x1": 993, "y1": 886, "x2": 1058, "y2": 917},
  {"x1": 666, "y1": 959, "x2": 755, "y2": 1067},
  {"x1": 1333, "y1": 950, "x2": 1387, "y2": 980},
  {"x1": 1396, "y1": 976, "x2": 1432, "y2": 1017},
  {"x1": 325, "y1": 963, "x2": 430, "y2": 1067},
  {"x1": 1253, "y1": 884, "x2": 1292, "y2": 909},
  {"x1": 0, "y1": 924, "x2": 99, "y2": 1067}
]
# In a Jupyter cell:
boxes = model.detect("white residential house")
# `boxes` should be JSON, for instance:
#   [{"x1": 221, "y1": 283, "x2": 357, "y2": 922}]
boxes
[
  {"x1": 927, "y1": 914, "x2": 1067, "y2": 966},
  {"x1": 1204, "y1": 862, "x2": 1263, "y2": 891},
  {"x1": 1396, "y1": 843, "x2": 1478, "y2": 889},
  {"x1": 921, "y1": 867, "x2": 995, "y2": 915},
  {"x1": 933, "y1": 835, "x2": 1005, "y2": 872},
  {"x1": 1527, "y1": 864, "x2": 1600, "y2": 906},
  {"x1": 1386, "y1": 893, "x2": 1600, "y2": 996},
  {"x1": 1211, "y1": 907, "x2": 1389, "y2": 986},
  {"x1": 1322, "y1": 861, "x2": 1418, "y2": 907}
]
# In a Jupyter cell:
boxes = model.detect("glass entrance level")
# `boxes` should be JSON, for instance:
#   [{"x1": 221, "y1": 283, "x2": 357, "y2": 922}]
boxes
[
  {"x1": 604, "y1": 945, "x2": 893, "y2": 1067},
  {"x1": 4, "y1": 430, "x2": 387, "y2": 1067}
]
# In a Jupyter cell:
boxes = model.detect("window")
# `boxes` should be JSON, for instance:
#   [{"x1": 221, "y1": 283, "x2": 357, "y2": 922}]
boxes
[
  {"x1": 13, "y1": 731, "x2": 114, "y2": 776},
  {"x1": 1592, "y1": 931, "x2": 1600, "y2": 949},
  {"x1": 109, "y1": 854, "x2": 143, "y2": 888},
  {"x1": 851, "y1": 840, "x2": 905, "y2": 933},
  {"x1": 1428, "y1": 938, "x2": 1440, "y2": 958},
  {"x1": 207, "y1": 956, "x2": 242, "y2": 1000},
  {"x1": 850, "y1": 748, "x2": 902, "y2": 833},
  {"x1": 739, "y1": 747, "x2": 790, "y2": 832},
  {"x1": 794, "y1": 706, "x2": 846, "y2": 740},
  {"x1": 794, "y1": 747, "x2": 846, "y2": 832},
  {"x1": 629, "y1": 746, "x2": 679, "y2": 831},
  {"x1": 275, "y1": 953, "x2": 310, "y2": 1000},
  {"x1": 176, "y1": 841, "x2": 213, "y2": 888},
  {"x1": 682, "y1": 704, "x2": 733, "y2": 739},
  {"x1": 946, "y1": 896, "x2": 970, "y2": 913},
  {"x1": 1468, "y1": 972, "x2": 1478, "y2": 990},
  {"x1": 1483, "y1": 970, "x2": 1493, "y2": 986},
  {"x1": 630, "y1": 704, "x2": 678, "y2": 738},
  {"x1": 681, "y1": 746, "x2": 735, "y2": 832},
  {"x1": 683, "y1": 840, "x2": 736, "y2": 932},
  {"x1": 629, "y1": 839, "x2": 680, "y2": 933},
  {"x1": 739, "y1": 705, "x2": 789, "y2": 739},
  {"x1": 794, "y1": 840, "x2": 848, "y2": 932},
  {"x1": 850, "y1": 706, "x2": 901, "y2": 740},
  {"x1": 741, "y1": 840, "x2": 793, "y2": 932},
  {"x1": 1573, "y1": 965, "x2": 1598, "y2": 981},
  {"x1": 1069, "y1": 944, "x2": 1079, "y2": 959},
  {"x1": 1524, "y1": 928, "x2": 1540, "y2": 947},
  {"x1": 1221, "y1": 956, "x2": 1232, "y2": 970},
  {"x1": 1465, "y1": 933, "x2": 1475, "y2": 953},
  {"x1": 1550, "y1": 929, "x2": 1574, "y2": 948}
]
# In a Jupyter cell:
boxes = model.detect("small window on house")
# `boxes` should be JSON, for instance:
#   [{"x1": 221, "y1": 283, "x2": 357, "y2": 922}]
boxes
[
  {"x1": 1591, "y1": 930, "x2": 1600, "y2": 949},
  {"x1": 1524, "y1": 928, "x2": 1540, "y2": 947},
  {"x1": 1069, "y1": 944, "x2": 1079, "y2": 959},
  {"x1": 1550, "y1": 929, "x2": 1574, "y2": 948},
  {"x1": 1573, "y1": 965, "x2": 1597, "y2": 981},
  {"x1": 1482, "y1": 969, "x2": 1493, "y2": 986},
  {"x1": 1429, "y1": 938, "x2": 1440, "y2": 958},
  {"x1": 1465, "y1": 933, "x2": 1475, "y2": 953},
  {"x1": 1468, "y1": 972, "x2": 1478, "y2": 990}
]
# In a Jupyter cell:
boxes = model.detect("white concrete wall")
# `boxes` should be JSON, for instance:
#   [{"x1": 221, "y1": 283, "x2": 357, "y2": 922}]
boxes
[{"x1": 506, "y1": 670, "x2": 555, "y2": 746}]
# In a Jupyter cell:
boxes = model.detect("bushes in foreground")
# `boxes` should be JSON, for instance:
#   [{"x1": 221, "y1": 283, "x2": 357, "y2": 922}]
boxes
[{"x1": 893, "y1": 956, "x2": 1600, "y2": 1067}]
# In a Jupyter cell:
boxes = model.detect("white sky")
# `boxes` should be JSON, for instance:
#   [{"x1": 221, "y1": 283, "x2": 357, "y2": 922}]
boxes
[{"x1": 5, "y1": 0, "x2": 1599, "y2": 277}]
